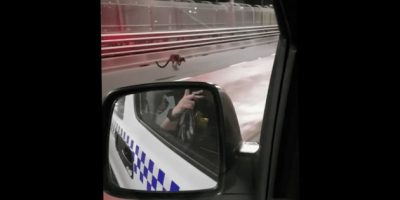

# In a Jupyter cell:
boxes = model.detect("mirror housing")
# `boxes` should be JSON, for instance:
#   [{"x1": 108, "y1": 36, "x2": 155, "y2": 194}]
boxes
[{"x1": 103, "y1": 82, "x2": 245, "y2": 199}]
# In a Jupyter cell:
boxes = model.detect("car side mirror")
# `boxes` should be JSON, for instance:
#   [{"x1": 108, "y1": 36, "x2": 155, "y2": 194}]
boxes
[{"x1": 103, "y1": 82, "x2": 244, "y2": 199}]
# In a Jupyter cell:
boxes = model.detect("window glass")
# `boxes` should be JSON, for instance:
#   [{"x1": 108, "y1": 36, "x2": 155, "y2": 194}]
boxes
[{"x1": 102, "y1": 0, "x2": 278, "y2": 142}]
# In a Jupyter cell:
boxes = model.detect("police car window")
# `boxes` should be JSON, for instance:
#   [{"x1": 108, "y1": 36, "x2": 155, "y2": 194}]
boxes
[{"x1": 134, "y1": 89, "x2": 220, "y2": 179}]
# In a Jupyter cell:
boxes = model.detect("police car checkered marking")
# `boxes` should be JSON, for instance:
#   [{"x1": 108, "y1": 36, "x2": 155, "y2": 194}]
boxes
[
  {"x1": 170, "y1": 181, "x2": 180, "y2": 192},
  {"x1": 112, "y1": 121, "x2": 181, "y2": 192},
  {"x1": 135, "y1": 145, "x2": 139, "y2": 156}
]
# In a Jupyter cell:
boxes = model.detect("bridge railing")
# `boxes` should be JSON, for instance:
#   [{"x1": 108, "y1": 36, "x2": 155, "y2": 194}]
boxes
[
  {"x1": 101, "y1": 25, "x2": 279, "y2": 71},
  {"x1": 101, "y1": 0, "x2": 278, "y2": 33}
]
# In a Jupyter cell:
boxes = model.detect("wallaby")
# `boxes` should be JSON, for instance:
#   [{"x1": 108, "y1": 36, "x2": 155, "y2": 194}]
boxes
[{"x1": 156, "y1": 54, "x2": 185, "y2": 70}]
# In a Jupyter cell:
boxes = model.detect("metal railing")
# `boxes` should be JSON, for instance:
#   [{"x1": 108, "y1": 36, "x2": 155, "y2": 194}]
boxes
[
  {"x1": 101, "y1": 0, "x2": 277, "y2": 33},
  {"x1": 101, "y1": 25, "x2": 279, "y2": 71},
  {"x1": 102, "y1": 25, "x2": 278, "y2": 57}
]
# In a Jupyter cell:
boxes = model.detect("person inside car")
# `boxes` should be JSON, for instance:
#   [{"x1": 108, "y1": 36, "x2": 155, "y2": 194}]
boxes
[
  {"x1": 159, "y1": 89, "x2": 204, "y2": 131},
  {"x1": 150, "y1": 88, "x2": 216, "y2": 145}
]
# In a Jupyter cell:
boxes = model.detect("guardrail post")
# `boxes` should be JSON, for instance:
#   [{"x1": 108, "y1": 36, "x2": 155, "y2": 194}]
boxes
[
  {"x1": 251, "y1": 6, "x2": 255, "y2": 26},
  {"x1": 116, "y1": 0, "x2": 124, "y2": 32},
  {"x1": 230, "y1": 1, "x2": 235, "y2": 27},
  {"x1": 149, "y1": 0, "x2": 154, "y2": 31}
]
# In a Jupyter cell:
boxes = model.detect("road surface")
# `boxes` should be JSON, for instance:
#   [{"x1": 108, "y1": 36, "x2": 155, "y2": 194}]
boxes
[{"x1": 102, "y1": 42, "x2": 278, "y2": 142}]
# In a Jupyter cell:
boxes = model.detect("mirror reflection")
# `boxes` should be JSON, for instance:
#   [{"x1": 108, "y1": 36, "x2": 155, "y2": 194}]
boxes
[{"x1": 108, "y1": 88, "x2": 220, "y2": 192}]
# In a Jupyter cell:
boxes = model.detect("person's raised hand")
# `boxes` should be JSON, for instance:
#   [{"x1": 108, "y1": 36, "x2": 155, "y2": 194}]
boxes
[{"x1": 171, "y1": 89, "x2": 204, "y2": 117}]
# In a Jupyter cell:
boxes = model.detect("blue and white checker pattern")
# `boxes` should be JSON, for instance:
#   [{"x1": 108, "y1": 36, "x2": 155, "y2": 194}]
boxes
[{"x1": 111, "y1": 121, "x2": 181, "y2": 192}]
